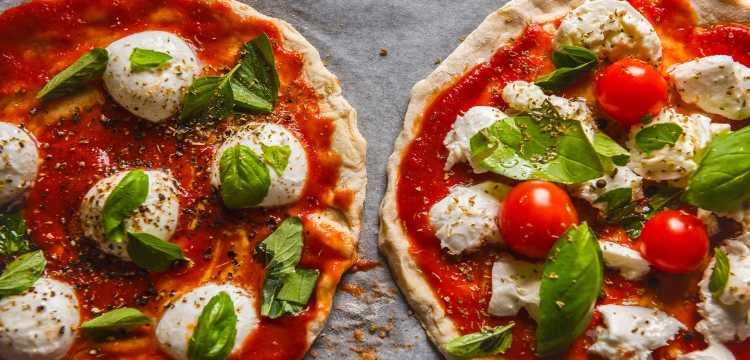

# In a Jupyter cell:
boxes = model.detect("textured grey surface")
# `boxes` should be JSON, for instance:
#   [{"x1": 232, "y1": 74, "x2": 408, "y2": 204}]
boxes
[{"x1": 0, "y1": 0, "x2": 508, "y2": 358}]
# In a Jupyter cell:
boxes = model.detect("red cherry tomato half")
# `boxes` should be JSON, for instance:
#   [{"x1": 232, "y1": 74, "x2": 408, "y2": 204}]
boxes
[
  {"x1": 640, "y1": 210, "x2": 709, "y2": 274},
  {"x1": 500, "y1": 181, "x2": 579, "y2": 259},
  {"x1": 595, "y1": 58, "x2": 668, "y2": 126}
]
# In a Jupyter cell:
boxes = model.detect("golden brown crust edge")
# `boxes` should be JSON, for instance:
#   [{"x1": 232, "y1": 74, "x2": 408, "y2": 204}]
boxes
[
  {"x1": 222, "y1": 0, "x2": 367, "y2": 353},
  {"x1": 378, "y1": 0, "x2": 750, "y2": 357}
]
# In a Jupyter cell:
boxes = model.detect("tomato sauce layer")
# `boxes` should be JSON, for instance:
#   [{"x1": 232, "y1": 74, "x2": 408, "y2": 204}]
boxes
[
  {"x1": 0, "y1": 0, "x2": 349, "y2": 359},
  {"x1": 396, "y1": 0, "x2": 750, "y2": 358}
]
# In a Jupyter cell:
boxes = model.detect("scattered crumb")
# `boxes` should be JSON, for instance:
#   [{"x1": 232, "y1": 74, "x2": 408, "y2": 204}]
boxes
[
  {"x1": 342, "y1": 282, "x2": 364, "y2": 298},
  {"x1": 434, "y1": 58, "x2": 442, "y2": 65},
  {"x1": 352, "y1": 258, "x2": 380, "y2": 272},
  {"x1": 379, "y1": 48, "x2": 388, "y2": 57},
  {"x1": 351, "y1": 347, "x2": 377, "y2": 360},
  {"x1": 353, "y1": 328, "x2": 366, "y2": 343}
]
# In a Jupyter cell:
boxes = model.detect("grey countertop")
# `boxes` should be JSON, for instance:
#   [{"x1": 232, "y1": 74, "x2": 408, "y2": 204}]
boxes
[{"x1": 0, "y1": 0, "x2": 509, "y2": 358}]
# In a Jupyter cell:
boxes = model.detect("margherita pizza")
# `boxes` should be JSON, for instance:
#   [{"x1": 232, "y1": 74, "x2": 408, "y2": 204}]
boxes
[
  {"x1": 0, "y1": 1, "x2": 365, "y2": 360},
  {"x1": 381, "y1": 0, "x2": 750, "y2": 358}
]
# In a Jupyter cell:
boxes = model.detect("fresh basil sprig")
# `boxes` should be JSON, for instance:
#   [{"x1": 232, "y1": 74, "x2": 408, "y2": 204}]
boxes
[
  {"x1": 37, "y1": 48, "x2": 108, "y2": 101},
  {"x1": 81, "y1": 307, "x2": 152, "y2": 339},
  {"x1": 684, "y1": 128, "x2": 750, "y2": 212},
  {"x1": 594, "y1": 187, "x2": 632, "y2": 212},
  {"x1": 187, "y1": 292, "x2": 237, "y2": 360},
  {"x1": 598, "y1": 186, "x2": 682, "y2": 238},
  {"x1": 536, "y1": 223, "x2": 603, "y2": 356},
  {"x1": 0, "y1": 250, "x2": 46, "y2": 297},
  {"x1": 0, "y1": 211, "x2": 29, "y2": 256},
  {"x1": 219, "y1": 144, "x2": 271, "y2": 209},
  {"x1": 535, "y1": 45, "x2": 597, "y2": 92},
  {"x1": 130, "y1": 48, "x2": 173, "y2": 72},
  {"x1": 126, "y1": 232, "x2": 185, "y2": 272},
  {"x1": 709, "y1": 248, "x2": 730, "y2": 299},
  {"x1": 258, "y1": 217, "x2": 320, "y2": 319},
  {"x1": 180, "y1": 67, "x2": 238, "y2": 124},
  {"x1": 470, "y1": 100, "x2": 608, "y2": 184},
  {"x1": 261, "y1": 144, "x2": 291, "y2": 176},
  {"x1": 102, "y1": 170, "x2": 149, "y2": 243},
  {"x1": 635, "y1": 123, "x2": 683, "y2": 154},
  {"x1": 445, "y1": 323, "x2": 514, "y2": 358},
  {"x1": 593, "y1": 131, "x2": 629, "y2": 166}
]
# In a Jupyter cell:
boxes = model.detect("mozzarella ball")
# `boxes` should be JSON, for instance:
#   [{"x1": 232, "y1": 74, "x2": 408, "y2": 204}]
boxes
[
  {"x1": 669, "y1": 55, "x2": 750, "y2": 120},
  {"x1": 211, "y1": 122, "x2": 308, "y2": 207},
  {"x1": 0, "y1": 123, "x2": 38, "y2": 208},
  {"x1": 555, "y1": 0, "x2": 662, "y2": 65},
  {"x1": 572, "y1": 166, "x2": 643, "y2": 211},
  {"x1": 156, "y1": 283, "x2": 259, "y2": 360},
  {"x1": 104, "y1": 31, "x2": 200, "y2": 122},
  {"x1": 80, "y1": 170, "x2": 180, "y2": 260},
  {"x1": 0, "y1": 277, "x2": 80, "y2": 360},
  {"x1": 628, "y1": 108, "x2": 715, "y2": 181},
  {"x1": 429, "y1": 182, "x2": 504, "y2": 254},
  {"x1": 443, "y1": 106, "x2": 506, "y2": 173},
  {"x1": 599, "y1": 241, "x2": 650, "y2": 280},
  {"x1": 488, "y1": 254, "x2": 542, "y2": 320}
]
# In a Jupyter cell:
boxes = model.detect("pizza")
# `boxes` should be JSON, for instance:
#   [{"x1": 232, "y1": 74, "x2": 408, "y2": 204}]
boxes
[
  {"x1": 0, "y1": 1, "x2": 365, "y2": 359},
  {"x1": 380, "y1": 0, "x2": 750, "y2": 358}
]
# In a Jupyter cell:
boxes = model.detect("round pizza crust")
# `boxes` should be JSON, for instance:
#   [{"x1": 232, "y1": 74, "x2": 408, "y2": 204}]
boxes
[{"x1": 378, "y1": 0, "x2": 749, "y2": 357}]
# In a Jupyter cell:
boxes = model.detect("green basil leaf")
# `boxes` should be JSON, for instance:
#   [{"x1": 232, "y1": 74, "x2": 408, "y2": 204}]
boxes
[
  {"x1": 261, "y1": 144, "x2": 291, "y2": 176},
  {"x1": 219, "y1": 144, "x2": 271, "y2": 209},
  {"x1": 552, "y1": 45, "x2": 598, "y2": 68},
  {"x1": 81, "y1": 308, "x2": 151, "y2": 339},
  {"x1": 130, "y1": 48, "x2": 172, "y2": 72},
  {"x1": 536, "y1": 45, "x2": 597, "y2": 92},
  {"x1": 593, "y1": 131, "x2": 630, "y2": 166},
  {"x1": 37, "y1": 48, "x2": 108, "y2": 101},
  {"x1": 260, "y1": 276, "x2": 285, "y2": 319},
  {"x1": 126, "y1": 232, "x2": 185, "y2": 272},
  {"x1": 187, "y1": 292, "x2": 237, "y2": 360},
  {"x1": 684, "y1": 128, "x2": 750, "y2": 212},
  {"x1": 635, "y1": 123, "x2": 683, "y2": 154},
  {"x1": 603, "y1": 187, "x2": 682, "y2": 239},
  {"x1": 180, "y1": 67, "x2": 237, "y2": 124},
  {"x1": 709, "y1": 248, "x2": 730, "y2": 299},
  {"x1": 445, "y1": 323, "x2": 514, "y2": 358},
  {"x1": 102, "y1": 170, "x2": 149, "y2": 243},
  {"x1": 0, "y1": 250, "x2": 46, "y2": 297},
  {"x1": 276, "y1": 268, "x2": 319, "y2": 304},
  {"x1": 537, "y1": 223, "x2": 603, "y2": 356},
  {"x1": 595, "y1": 188, "x2": 632, "y2": 212},
  {"x1": 0, "y1": 211, "x2": 29, "y2": 256},
  {"x1": 257, "y1": 217, "x2": 303, "y2": 277},
  {"x1": 231, "y1": 33, "x2": 279, "y2": 113}
]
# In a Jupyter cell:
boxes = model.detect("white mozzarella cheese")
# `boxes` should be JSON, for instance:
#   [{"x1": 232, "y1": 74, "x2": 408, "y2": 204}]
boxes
[
  {"x1": 677, "y1": 343, "x2": 735, "y2": 360},
  {"x1": 104, "y1": 31, "x2": 200, "y2": 122},
  {"x1": 696, "y1": 240, "x2": 750, "y2": 343},
  {"x1": 628, "y1": 108, "x2": 715, "y2": 181},
  {"x1": 0, "y1": 277, "x2": 80, "y2": 360},
  {"x1": 555, "y1": 0, "x2": 662, "y2": 65},
  {"x1": 0, "y1": 123, "x2": 39, "y2": 208},
  {"x1": 501, "y1": 80, "x2": 597, "y2": 140},
  {"x1": 156, "y1": 283, "x2": 258, "y2": 360},
  {"x1": 669, "y1": 55, "x2": 750, "y2": 120},
  {"x1": 80, "y1": 169, "x2": 180, "y2": 260},
  {"x1": 600, "y1": 241, "x2": 650, "y2": 280},
  {"x1": 488, "y1": 254, "x2": 543, "y2": 320},
  {"x1": 429, "y1": 182, "x2": 507, "y2": 254},
  {"x1": 210, "y1": 122, "x2": 308, "y2": 207},
  {"x1": 572, "y1": 166, "x2": 644, "y2": 211},
  {"x1": 443, "y1": 106, "x2": 506, "y2": 172},
  {"x1": 589, "y1": 304, "x2": 685, "y2": 360}
]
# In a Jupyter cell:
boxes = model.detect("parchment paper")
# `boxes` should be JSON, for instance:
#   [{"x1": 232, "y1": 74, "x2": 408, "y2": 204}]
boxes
[{"x1": 0, "y1": 1, "x2": 509, "y2": 358}]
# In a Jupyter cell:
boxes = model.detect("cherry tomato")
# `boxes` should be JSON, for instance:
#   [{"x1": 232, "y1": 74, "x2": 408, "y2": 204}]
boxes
[
  {"x1": 500, "y1": 181, "x2": 579, "y2": 259},
  {"x1": 640, "y1": 210, "x2": 709, "y2": 274},
  {"x1": 595, "y1": 58, "x2": 668, "y2": 126}
]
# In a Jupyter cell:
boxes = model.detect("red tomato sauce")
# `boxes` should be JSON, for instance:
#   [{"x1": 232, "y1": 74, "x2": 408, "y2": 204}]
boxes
[
  {"x1": 0, "y1": 0, "x2": 350, "y2": 359},
  {"x1": 396, "y1": 0, "x2": 750, "y2": 358}
]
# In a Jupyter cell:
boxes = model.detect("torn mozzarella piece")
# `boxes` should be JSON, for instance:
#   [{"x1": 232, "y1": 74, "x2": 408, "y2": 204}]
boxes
[
  {"x1": 589, "y1": 304, "x2": 685, "y2": 360},
  {"x1": 571, "y1": 166, "x2": 643, "y2": 211},
  {"x1": 501, "y1": 80, "x2": 597, "y2": 140},
  {"x1": 696, "y1": 240, "x2": 750, "y2": 343},
  {"x1": 600, "y1": 241, "x2": 650, "y2": 280},
  {"x1": 488, "y1": 254, "x2": 543, "y2": 321},
  {"x1": 210, "y1": 122, "x2": 308, "y2": 207},
  {"x1": 443, "y1": 106, "x2": 506, "y2": 172},
  {"x1": 555, "y1": 0, "x2": 662, "y2": 65},
  {"x1": 677, "y1": 343, "x2": 736, "y2": 360},
  {"x1": 628, "y1": 108, "x2": 715, "y2": 181},
  {"x1": 428, "y1": 182, "x2": 506, "y2": 254},
  {"x1": 0, "y1": 123, "x2": 39, "y2": 208},
  {"x1": 80, "y1": 170, "x2": 180, "y2": 260},
  {"x1": 0, "y1": 277, "x2": 80, "y2": 360},
  {"x1": 669, "y1": 55, "x2": 750, "y2": 120},
  {"x1": 156, "y1": 283, "x2": 258, "y2": 360},
  {"x1": 104, "y1": 31, "x2": 200, "y2": 122}
]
